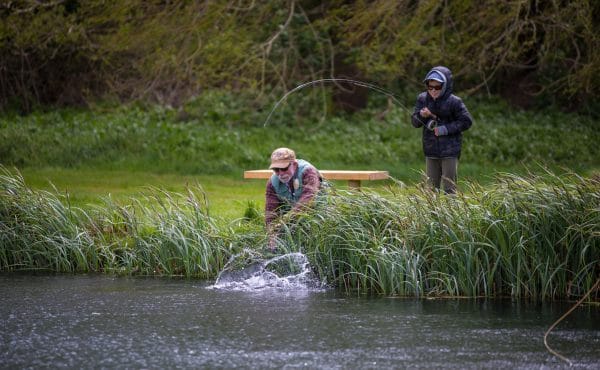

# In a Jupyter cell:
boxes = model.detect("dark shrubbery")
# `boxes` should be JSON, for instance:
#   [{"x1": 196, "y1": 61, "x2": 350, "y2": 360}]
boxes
[{"x1": 1, "y1": 1, "x2": 598, "y2": 113}]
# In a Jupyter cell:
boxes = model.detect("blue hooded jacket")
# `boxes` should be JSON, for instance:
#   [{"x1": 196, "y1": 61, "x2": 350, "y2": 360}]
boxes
[{"x1": 411, "y1": 66, "x2": 473, "y2": 158}]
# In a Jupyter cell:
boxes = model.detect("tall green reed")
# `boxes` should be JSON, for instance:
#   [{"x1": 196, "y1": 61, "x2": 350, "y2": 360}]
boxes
[
  {"x1": 288, "y1": 171, "x2": 599, "y2": 300},
  {"x1": 0, "y1": 167, "x2": 259, "y2": 278},
  {"x1": 0, "y1": 167, "x2": 98, "y2": 271},
  {"x1": 1, "y1": 165, "x2": 598, "y2": 300}
]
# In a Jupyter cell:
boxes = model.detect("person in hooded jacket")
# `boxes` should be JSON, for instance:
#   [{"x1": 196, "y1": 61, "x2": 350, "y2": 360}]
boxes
[{"x1": 411, "y1": 66, "x2": 473, "y2": 194}]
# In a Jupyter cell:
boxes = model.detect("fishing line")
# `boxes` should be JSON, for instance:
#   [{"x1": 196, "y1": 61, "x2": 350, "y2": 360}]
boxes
[
  {"x1": 263, "y1": 78, "x2": 410, "y2": 127},
  {"x1": 543, "y1": 277, "x2": 600, "y2": 366}
]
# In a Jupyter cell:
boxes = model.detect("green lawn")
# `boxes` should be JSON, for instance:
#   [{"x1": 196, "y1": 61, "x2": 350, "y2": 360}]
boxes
[
  {"x1": 16, "y1": 167, "x2": 414, "y2": 221},
  {"x1": 16, "y1": 160, "x2": 599, "y2": 222},
  {"x1": 2, "y1": 97, "x2": 598, "y2": 217},
  {"x1": 18, "y1": 167, "x2": 265, "y2": 221}
]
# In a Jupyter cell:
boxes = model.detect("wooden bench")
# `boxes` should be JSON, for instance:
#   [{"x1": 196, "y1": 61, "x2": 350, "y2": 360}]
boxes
[{"x1": 244, "y1": 170, "x2": 389, "y2": 189}]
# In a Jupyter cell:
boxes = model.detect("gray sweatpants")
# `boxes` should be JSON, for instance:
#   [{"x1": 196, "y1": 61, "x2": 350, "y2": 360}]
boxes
[{"x1": 425, "y1": 157, "x2": 458, "y2": 194}]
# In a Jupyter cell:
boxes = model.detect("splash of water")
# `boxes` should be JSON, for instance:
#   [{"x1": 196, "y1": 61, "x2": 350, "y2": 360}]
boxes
[
  {"x1": 263, "y1": 78, "x2": 409, "y2": 127},
  {"x1": 209, "y1": 251, "x2": 324, "y2": 292}
]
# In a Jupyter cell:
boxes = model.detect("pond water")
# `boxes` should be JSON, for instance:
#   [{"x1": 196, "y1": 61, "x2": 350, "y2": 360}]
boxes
[{"x1": 1, "y1": 274, "x2": 599, "y2": 369}]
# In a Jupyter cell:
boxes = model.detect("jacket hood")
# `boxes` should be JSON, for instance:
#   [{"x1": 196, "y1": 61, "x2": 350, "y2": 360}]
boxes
[{"x1": 423, "y1": 66, "x2": 453, "y2": 98}]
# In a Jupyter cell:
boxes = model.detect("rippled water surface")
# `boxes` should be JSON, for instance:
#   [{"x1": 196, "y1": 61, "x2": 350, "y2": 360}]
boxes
[{"x1": 1, "y1": 274, "x2": 599, "y2": 369}]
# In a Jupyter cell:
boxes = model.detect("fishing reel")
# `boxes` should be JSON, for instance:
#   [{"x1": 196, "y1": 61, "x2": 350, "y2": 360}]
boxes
[{"x1": 425, "y1": 118, "x2": 438, "y2": 131}]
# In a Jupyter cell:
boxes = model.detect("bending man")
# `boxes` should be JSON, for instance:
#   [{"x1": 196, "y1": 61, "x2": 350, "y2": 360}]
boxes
[{"x1": 265, "y1": 147, "x2": 322, "y2": 249}]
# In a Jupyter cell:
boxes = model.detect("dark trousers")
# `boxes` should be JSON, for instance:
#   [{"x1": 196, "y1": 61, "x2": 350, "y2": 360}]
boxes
[{"x1": 426, "y1": 157, "x2": 458, "y2": 194}]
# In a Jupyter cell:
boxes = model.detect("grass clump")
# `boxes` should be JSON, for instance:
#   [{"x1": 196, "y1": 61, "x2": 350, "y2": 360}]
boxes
[
  {"x1": 0, "y1": 167, "x2": 263, "y2": 278},
  {"x1": 288, "y1": 171, "x2": 599, "y2": 300}
]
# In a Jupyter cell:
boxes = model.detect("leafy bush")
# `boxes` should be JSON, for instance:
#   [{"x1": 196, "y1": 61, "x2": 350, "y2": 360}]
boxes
[
  {"x1": 1, "y1": 1, "x2": 598, "y2": 112},
  {"x1": 0, "y1": 93, "x2": 598, "y2": 178}
]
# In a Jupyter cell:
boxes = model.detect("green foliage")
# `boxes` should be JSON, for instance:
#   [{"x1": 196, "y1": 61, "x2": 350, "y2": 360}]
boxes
[
  {"x1": 1, "y1": 166, "x2": 597, "y2": 300},
  {"x1": 0, "y1": 93, "x2": 598, "y2": 178},
  {"x1": 0, "y1": 166, "x2": 259, "y2": 277},
  {"x1": 243, "y1": 200, "x2": 263, "y2": 222},
  {"x1": 1, "y1": 1, "x2": 597, "y2": 111},
  {"x1": 287, "y1": 172, "x2": 599, "y2": 299},
  {"x1": 338, "y1": 0, "x2": 599, "y2": 109}
]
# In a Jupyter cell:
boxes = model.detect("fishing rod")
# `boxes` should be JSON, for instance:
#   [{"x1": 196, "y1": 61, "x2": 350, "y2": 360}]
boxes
[{"x1": 263, "y1": 78, "x2": 410, "y2": 127}]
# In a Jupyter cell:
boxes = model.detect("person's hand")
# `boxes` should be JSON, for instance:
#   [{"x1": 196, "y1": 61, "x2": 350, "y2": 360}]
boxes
[
  {"x1": 420, "y1": 107, "x2": 432, "y2": 118},
  {"x1": 434, "y1": 125, "x2": 448, "y2": 136}
]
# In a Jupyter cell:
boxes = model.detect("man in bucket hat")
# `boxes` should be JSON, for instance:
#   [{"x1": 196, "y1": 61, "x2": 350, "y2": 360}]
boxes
[{"x1": 265, "y1": 147, "x2": 323, "y2": 250}]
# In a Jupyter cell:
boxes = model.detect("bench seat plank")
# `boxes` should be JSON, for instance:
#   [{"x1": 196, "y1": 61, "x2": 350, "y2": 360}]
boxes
[{"x1": 244, "y1": 170, "x2": 388, "y2": 181}]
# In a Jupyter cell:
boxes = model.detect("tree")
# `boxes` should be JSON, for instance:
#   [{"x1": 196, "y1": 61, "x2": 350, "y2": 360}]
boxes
[{"x1": 1, "y1": 0, "x2": 597, "y2": 112}]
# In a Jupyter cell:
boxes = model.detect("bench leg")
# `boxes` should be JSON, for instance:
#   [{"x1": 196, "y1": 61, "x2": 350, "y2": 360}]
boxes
[{"x1": 347, "y1": 180, "x2": 361, "y2": 189}]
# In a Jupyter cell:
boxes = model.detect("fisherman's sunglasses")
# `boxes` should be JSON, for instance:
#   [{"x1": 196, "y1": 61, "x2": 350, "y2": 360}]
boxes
[
  {"x1": 272, "y1": 164, "x2": 291, "y2": 173},
  {"x1": 427, "y1": 84, "x2": 443, "y2": 91}
]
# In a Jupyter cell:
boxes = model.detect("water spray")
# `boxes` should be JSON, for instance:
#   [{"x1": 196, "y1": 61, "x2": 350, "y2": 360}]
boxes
[
  {"x1": 210, "y1": 250, "x2": 323, "y2": 291},
  {"x1": 263, "y1": 78, "x2": 410, "y2": 127}
]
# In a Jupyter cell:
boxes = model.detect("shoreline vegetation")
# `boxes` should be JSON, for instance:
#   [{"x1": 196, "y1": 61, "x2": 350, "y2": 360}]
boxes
[{"x1": 1, "y1": 167, "x2": 598, "y2": 300}]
